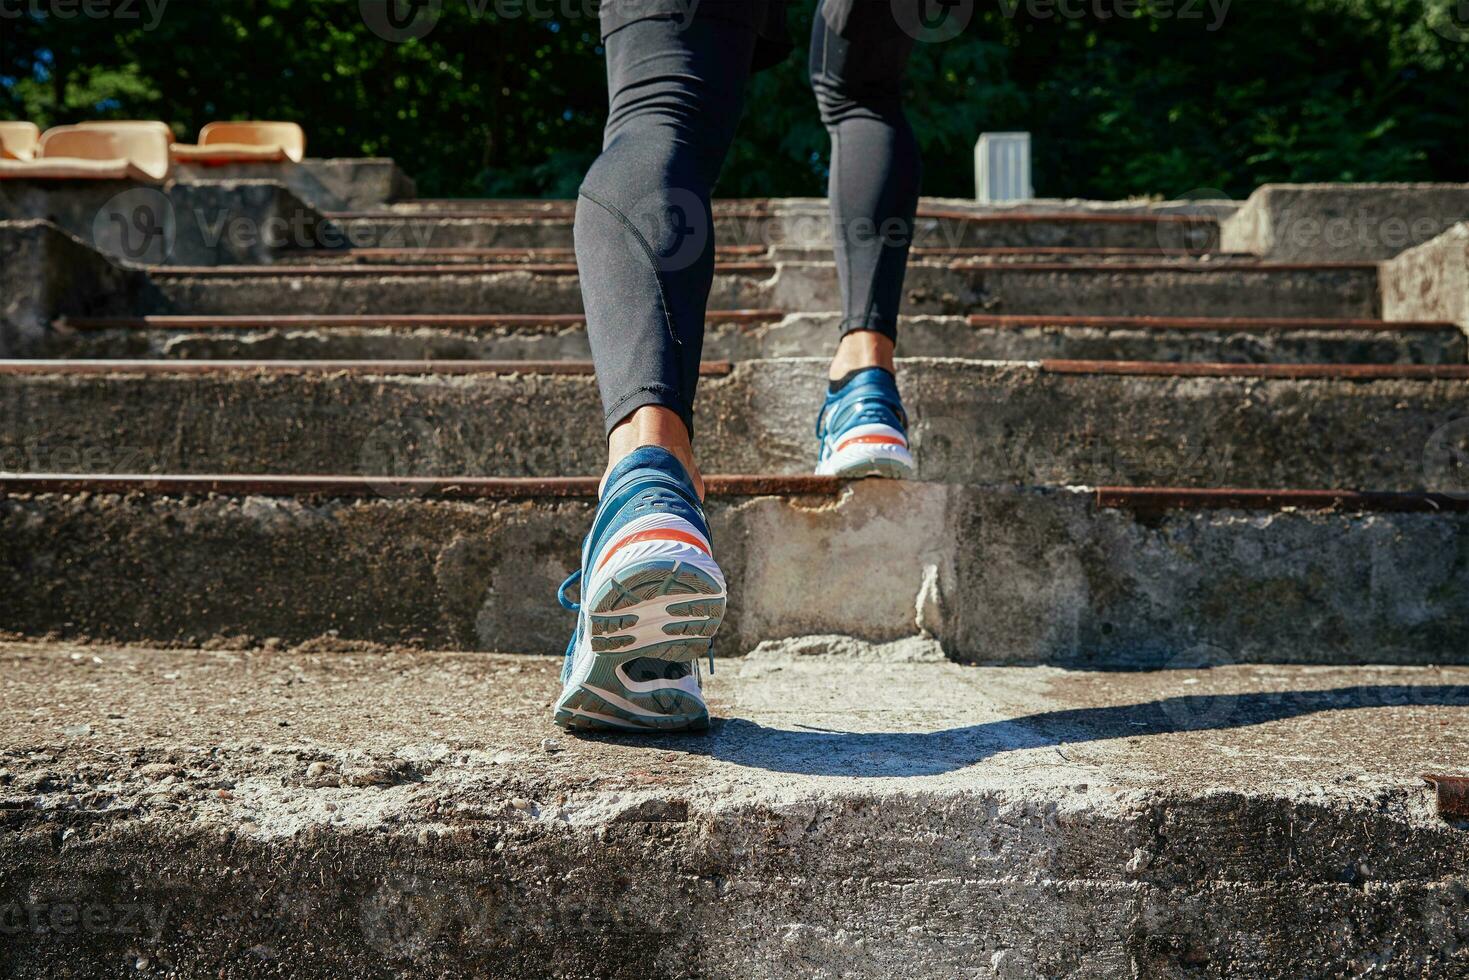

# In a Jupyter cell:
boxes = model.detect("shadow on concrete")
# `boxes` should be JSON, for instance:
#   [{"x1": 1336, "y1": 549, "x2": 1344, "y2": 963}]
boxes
[{"x1": 691, "y1": 685, "x2": 1469, "y2": 777}]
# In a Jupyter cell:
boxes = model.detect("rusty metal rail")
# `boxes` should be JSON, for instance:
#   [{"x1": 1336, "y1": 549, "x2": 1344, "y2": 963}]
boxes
[
  {"x1": 1098, "y1": 488, "x2": 1469, "y2": 514},
  {"x1": 1423, "y1": 774, "x2": 1469, "y2": 819},
  {"x1": 0, "y1": 473, "x2": 844, "y2": 500},
  {"x1": 0, "y1": 359, "x2": 733, "y2": 377}
]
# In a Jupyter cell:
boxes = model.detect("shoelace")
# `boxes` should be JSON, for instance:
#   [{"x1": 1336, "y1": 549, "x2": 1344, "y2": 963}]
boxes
[
  {"x1": 817, "y1": 391, "x2": 909, "y2": 442},
  {"x1": 557, "y1": 569, "x2": 581, "y2": 612}
]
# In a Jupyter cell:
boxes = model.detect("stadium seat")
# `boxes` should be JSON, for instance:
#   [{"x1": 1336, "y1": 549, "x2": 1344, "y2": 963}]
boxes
[
  {"x1": 74, "y1": 121, "x2": 175, "y2": 179},
  {"x1": 171, "y1": 121, "x2": 306, "y2": 164},
  {"x1": 78, "y1": 120, "x2": 176, "y2": 142},
  {"x1": 0, "y1": 121, "x2": 41, "y2": 160},
  {"x1": 0, "y1": 125, "x2": 170, "y2": 181}
]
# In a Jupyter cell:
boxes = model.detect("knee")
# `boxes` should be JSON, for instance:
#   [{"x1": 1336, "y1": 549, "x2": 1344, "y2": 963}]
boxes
[
  {"x1": 577, "y1": 136, "x2": 714, "y2": 274},
  {"x1": 810, "y1": 74, "x2": 852, "y2": 128},
  {"x1": 810, "y1": 65, "x2": 907, "y2": 129}
]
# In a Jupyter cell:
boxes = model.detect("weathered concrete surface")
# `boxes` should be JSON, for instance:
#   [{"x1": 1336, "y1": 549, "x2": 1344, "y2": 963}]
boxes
[
  {"x1": 1221, "y1": 184, "x2": 1469, "y2": 261},
  {"x1": 32, "y1": 313, "x2": 1464, "y2": 365},
  {"x1": 332, "y1": 210, "x2": 1223, "y2": 252},
  {"x1": 379, "y1": 195, "x2": 1236, "y2": 219},
  {"x1": 0, "y1": 640, "x2": 1465, "y2": 979},
  {"x1": 2, "y1": 482, "x2": 1465, "y2": 665},
  {"x1": 4, "y1": 358, "x2": 1463, "y2": 490},
  {"x1": 175, "y1": 158, "x2": 417, "y2": 211},
  {"x1": 135, "y1": 261, "x2": 1380, "y2": 320},
  {"x1": 1383, "y1": 223, "x2": 1469, "y2": 330},
  {"x1": 0, "y1": 179, "x2": 337, "y2": 266},
  {"x1": 280, "y1": 245, "x2": 1237, "y2": 266},
  {"x1": 0, "y1": 222, "x2": 149, "y2": 356}
]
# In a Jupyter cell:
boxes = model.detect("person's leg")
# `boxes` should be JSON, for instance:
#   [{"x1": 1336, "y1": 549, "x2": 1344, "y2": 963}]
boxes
[
  {"x1": 557, "y1": 16, "x2": 756, "y2": 733},
  {"x1": 810, "y1": 2, "x2": 921, "y2": 382},
  {"x1": 575, "y1": 17, "x2": 758, "y2": 499},
  {"x1": 810, "y1": 3, "x2": 922, "y2": 479}
]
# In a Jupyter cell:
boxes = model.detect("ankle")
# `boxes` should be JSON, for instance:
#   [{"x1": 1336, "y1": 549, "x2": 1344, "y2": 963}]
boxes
[
  {"x1": 604, "y1": 406, "x2": 705, "y2": 500},
  {"x1": 829, "y1": 330, "x2": 896, "y2": 381}
]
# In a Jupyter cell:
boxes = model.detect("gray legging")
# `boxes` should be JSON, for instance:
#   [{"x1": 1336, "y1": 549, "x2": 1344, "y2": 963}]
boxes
[{"x1": 575, "y1": 3, "x2": 921, "y2": 437}]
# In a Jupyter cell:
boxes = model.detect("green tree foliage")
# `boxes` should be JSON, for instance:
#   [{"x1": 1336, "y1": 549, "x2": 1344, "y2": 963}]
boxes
[{"x1": 2, "y1": 0, "x2": 1464, "y2": 200}]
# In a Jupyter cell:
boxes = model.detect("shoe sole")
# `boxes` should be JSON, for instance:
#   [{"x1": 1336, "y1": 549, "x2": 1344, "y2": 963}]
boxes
[
  {"x1": 817, "y1": 443, "x2": 916, "y2": 480},
  {"x1": 554, "y1": 552, "x2": 725, "y2": 734}
]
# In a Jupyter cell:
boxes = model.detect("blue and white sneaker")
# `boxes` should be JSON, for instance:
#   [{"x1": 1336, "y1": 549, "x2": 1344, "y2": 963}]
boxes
[
  {"x1": 554, "y1": 446, "x2": 725, "y2": 733},
  {"x1": 815, "y1": 367, "x2": 915, "y2": 478}
]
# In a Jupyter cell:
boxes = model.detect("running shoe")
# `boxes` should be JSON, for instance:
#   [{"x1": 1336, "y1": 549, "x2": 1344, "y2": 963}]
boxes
[
  {"x1": 553, "y1": 446, "x2": 725, "y2": 732},
  {"x1": 815, "y1": 367, "x2": 915, "y2": 478}
]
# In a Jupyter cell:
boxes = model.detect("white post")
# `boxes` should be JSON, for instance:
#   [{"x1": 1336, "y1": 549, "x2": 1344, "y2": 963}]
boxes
[{"x1": 975, "y1": 132, "x2": 1034, "y2": 203}]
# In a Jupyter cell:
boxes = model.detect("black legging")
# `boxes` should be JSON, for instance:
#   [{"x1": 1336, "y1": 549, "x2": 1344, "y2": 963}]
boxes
[{"x1": 576, "y1": 4, "x2": 921, "y2": 437}]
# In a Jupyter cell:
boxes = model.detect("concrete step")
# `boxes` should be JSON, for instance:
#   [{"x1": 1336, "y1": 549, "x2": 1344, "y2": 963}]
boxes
[
  {"x1": 0, "y1": 639, "x2": 1465, "y2": 978},
  {"x1": 322, "y1": 205, "x2": 1222, "y2": 252},
  {"x1": 39, "y1": 312, "x2": 1468, "y2": 365},
  {"x1": 132, "y1": 261, "x2": 1380, "y2": 320},
  {"x1": 273, "y1": 245, "x2": 1230, "y2": 266},
  {"x1": 0, "y1": 180, "x2": 335, "y2": 266},
  {"x1": 368, "y1": 195, "x2": 1236, "y2": 219},
  {"x1": 1, "y1": 477, "x2": 1464, "y2": 665},
  {"x1": 1222, "y1": 183, "x2": 1469, "y2": 261},
  {"x1": 171, "y1": 157, "x2": 417, "y2": 212},
  {"x1": 4, "y1": 358, "x2": 1465, "y2": 490}
]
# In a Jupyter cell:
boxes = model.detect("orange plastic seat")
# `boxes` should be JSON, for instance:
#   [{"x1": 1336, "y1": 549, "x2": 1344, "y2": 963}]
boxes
[
  {"x1": 72, "y1": 121, "x2": 174, "y2": 179},
  {"x1": 0, "y1": 121, "x2": 41, "y2": 160},
  {"x1": 78, "y1": 120, "x2": 176, "y2": 142},
  {"x1": 0, "y1": 126, "x2": 168, "y2": 182},
  {"x1": 171, "y1": 121, "x2": 306, "y2": 164}
]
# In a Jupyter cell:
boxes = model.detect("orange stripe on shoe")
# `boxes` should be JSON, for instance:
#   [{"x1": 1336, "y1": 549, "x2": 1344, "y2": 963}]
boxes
[
  {"x1": 597, "y1": 528, "x2": 711, "y2": 571},
  {"x1": 836, "y1": 434, "x2": 908, "y2": 452}
]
